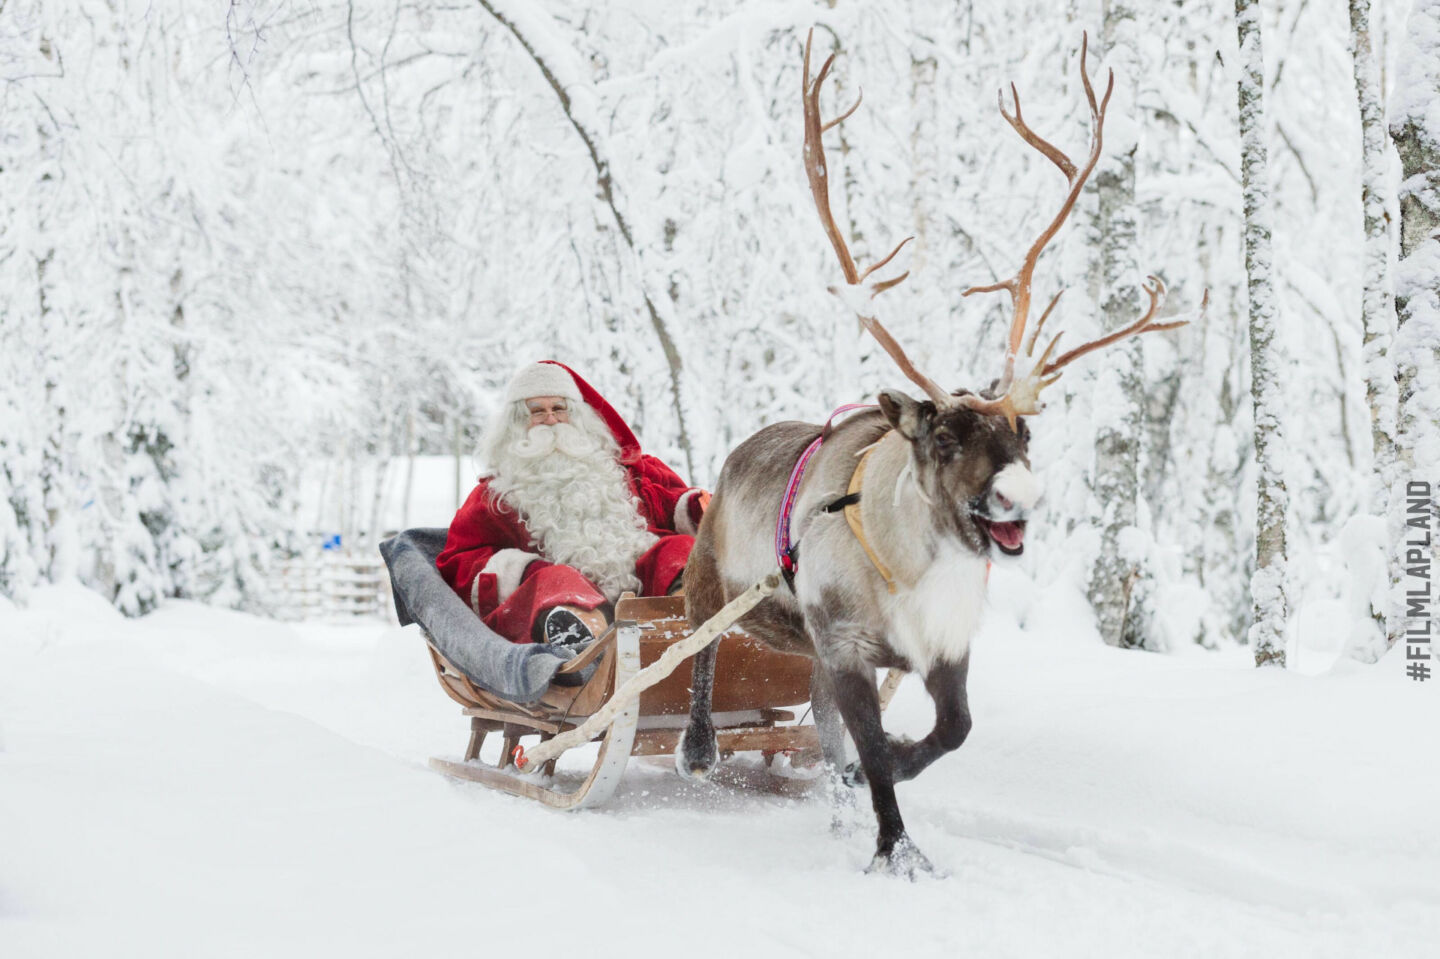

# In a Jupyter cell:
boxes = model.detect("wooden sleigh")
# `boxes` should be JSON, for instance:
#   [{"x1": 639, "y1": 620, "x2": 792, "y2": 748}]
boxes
[{"x1": 425, "y1": 591, "x2": 821, "y2": 809}]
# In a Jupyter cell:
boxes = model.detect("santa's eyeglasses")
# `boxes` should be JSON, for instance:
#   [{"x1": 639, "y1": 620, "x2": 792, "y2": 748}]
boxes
[{"x1": 525, "y1": 398, "x2": 570, "y2": 424}]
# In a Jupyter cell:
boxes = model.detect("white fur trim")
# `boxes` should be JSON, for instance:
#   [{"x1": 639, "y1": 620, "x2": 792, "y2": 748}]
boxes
[
  {"x1": 674, "y1": 489, "x2": 703, "y2": 536},
  {"x1": 483, "y1": 549, "x2": 541, "y2": 604},
  {"x1": 504, "y1": 364, "x2": 580, "y2": 403}
]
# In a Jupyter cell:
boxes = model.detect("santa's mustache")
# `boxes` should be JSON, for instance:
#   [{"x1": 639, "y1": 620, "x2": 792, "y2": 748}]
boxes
[{"x1": 508, "y1": 422, "x2": 605, "y2": 461}]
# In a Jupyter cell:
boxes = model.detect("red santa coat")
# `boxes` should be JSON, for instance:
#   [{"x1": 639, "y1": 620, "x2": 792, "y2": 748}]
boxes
[{"x1": 436, "y1": 363, "x2": 701, "y2": 644}]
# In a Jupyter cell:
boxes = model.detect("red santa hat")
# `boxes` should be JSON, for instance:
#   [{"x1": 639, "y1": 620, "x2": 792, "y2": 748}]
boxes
[
  {"x1": 504, "y1": 362, "x2": 582, "y2": 403},
  {"x1": 508, "y1": 361, "x2": 642, "y2": 465}
]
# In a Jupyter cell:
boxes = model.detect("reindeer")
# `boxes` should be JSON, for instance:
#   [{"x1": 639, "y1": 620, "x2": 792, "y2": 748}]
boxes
[{"x1": 677, "y1": 32, "x2": 1198, "y2": 875}]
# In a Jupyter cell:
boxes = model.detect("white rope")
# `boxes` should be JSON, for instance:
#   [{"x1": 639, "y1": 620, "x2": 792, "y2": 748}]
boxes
[
  {"x1": 894, "y1": 451, "x2": 933, "y2": 508},
  {"x1": 514, "y1": 570, "x2": 783, "y2": 771},
  {"x1": 877, "y1": 667, "x2": 905, "y2": 710}
]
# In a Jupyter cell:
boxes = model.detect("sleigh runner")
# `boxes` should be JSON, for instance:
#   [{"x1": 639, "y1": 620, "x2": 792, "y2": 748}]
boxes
[{"x1": 381, "y1": 529, "x2": 820, "y2": 809}]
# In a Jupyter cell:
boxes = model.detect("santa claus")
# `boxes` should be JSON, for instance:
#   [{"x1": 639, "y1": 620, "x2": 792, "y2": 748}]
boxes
[{"x1": 436, "y1": 361, "x2": 707, "y2": 647}]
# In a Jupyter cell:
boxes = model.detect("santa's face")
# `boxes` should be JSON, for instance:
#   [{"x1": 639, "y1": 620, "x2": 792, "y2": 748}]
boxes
[
  {"x1": 525, "y1": 395, "x2": 570, "y2": 427},
  {"x1": 489, "y1": 396, "x2": 656, "y2": 601}
]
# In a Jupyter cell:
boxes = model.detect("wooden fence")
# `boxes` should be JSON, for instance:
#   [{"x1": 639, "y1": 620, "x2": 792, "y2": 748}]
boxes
[{"x1": 271, "y1": 549, "x2": 392, "y2": 621}]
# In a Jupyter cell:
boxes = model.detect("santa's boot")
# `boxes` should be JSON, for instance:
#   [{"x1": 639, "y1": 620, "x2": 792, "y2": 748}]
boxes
[{"x1": 541, "y1": 605, "x2": 607, "y2": 649}]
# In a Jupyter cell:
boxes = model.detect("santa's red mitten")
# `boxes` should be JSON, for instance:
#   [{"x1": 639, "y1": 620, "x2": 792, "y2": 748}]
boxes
[
  {"x1": 676, "y1": 490, "x2": 711, "y2": 536},
  {"x1": 687, "y1": 491, "x2": 711, "y2": 529}
]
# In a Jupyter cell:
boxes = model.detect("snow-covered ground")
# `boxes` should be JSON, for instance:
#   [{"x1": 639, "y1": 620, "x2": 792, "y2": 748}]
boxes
[{"x1": 2, "y1": 572, "x2": 1436, "y2": 959}]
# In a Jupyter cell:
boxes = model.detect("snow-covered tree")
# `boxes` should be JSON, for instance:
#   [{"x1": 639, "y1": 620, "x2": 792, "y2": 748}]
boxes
[
  {"x1": 1345, "y1": 0, "x2": 1400, "y2": 662},
  {"x1": 1390, "y1": 0, "x2": 1440, "y2": 480},
  {"x1": 1087, "y1": 2, "x2": 1149, "y2": 649},
  {"x1": 1235, "y1": 0, "x2": 1288, "y2": 668},
  {"x1": 1389, "y1": 0, "x2": 1440, "y2": 648}
]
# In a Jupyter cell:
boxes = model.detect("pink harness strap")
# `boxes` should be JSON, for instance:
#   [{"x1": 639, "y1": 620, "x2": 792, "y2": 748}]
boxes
[{"x1": 776, "y1": 404, "x2": 876, "y2": 575}]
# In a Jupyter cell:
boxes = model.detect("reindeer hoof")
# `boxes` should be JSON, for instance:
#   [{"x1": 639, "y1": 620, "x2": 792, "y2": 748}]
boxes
[
  {"x1": 675, "y1": 725, "x2": 718, "y2": 781},
  {"x1": 866, "y1": 834, "x2": 934, "y2": 880},
  {"x1": 821, "y1": 766, "x2": 863, "y2": 835}
]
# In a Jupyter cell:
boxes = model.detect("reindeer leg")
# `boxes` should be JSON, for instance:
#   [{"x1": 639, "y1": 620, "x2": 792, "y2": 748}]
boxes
[
  {"x1": 676, "y1": 540, "x2": 727, "y2": 780},
  {"x1": 890, "y1": 652, "x2": 972, "y2": 783},
  {"x1": 675, "y1": 636, "x2": 721, "y2": 779},
  {"x1": 824, "y1": 663, "x2": 933, "y2": 877},
  {"x1": 810, "y1": 663, "x2": 861, "y2": 833}
]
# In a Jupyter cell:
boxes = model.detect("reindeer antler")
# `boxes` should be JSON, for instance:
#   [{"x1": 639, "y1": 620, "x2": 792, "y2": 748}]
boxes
[
  {"x1": 958, "y1": 33, "x2": 1202, "y2": 430},
  {"x1": 801, "y1": 30, "x2": 951, "y2": 408}
]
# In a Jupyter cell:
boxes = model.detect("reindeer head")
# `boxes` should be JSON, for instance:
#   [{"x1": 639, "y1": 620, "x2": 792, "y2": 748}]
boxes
[{"x1": 878, "y1": 389, "x2": 1038, "y2": 557}]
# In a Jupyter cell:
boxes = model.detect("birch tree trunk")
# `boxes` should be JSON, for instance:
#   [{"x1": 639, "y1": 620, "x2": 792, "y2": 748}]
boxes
[
  {"x1": 1088, "y1": 2, "x2": 1148, "y2": 648},
  {"x1": 29, "y1": 86, "x2": 71, "y2": 584},
  {"x1": 475, "y1": 0, "x2": 696, "y2": 479},
  {"x1": 1389, "y1": 0, "x2": 1440, "y2": 644},
  {"x1": 1236, "y1": 0, "x2": 1288, "y2": 668},
  {"x1": 1346, "y1": 0, "x2": 1401, "y2": 662},
  {"x1": 37, "y1": 251, "x2": 71, "y2": 582}
]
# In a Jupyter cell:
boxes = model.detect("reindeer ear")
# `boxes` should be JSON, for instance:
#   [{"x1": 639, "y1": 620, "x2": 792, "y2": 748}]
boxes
[{"x1": 878, "y1": 389, "x2": 930, "y2": 440}]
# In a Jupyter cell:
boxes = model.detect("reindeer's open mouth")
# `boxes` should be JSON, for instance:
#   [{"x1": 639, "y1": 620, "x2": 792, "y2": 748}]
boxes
[{"x1": 977, "y1": 518, "x2": 1026, "y2": 556}]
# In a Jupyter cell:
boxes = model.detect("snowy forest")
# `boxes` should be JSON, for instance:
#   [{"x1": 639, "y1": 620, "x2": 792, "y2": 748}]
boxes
[
  {"x1": 5, "y1": 3, "x2": 1440, "y2": 954},
  {"x1": 1, "y1": 0, "x2": 1437, "y2": 661}
]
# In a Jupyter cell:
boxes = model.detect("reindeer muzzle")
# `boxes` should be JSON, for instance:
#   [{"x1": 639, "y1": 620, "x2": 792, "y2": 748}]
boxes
[{"x1": 975, "y1": 463, "x2": 1040, "y2": 556}]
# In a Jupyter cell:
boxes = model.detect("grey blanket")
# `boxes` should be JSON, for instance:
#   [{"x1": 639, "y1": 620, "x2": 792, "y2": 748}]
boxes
[{"x1": 378, "y1": 528, "x2": 570, "y2": 703}]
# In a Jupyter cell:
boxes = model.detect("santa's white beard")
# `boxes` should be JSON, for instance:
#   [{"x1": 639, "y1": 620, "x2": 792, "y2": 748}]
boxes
[{"x1": 490, "y1": 422, "x2": 657, "y2": 601}]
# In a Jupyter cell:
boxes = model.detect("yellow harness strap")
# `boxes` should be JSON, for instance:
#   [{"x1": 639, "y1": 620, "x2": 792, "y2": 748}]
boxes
[{"x1": 843, "y1": 446, "x2": 898, "y2": 595}]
